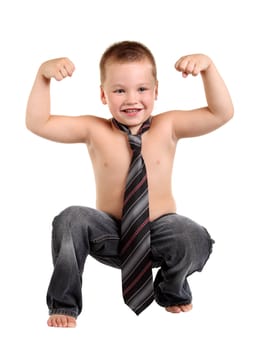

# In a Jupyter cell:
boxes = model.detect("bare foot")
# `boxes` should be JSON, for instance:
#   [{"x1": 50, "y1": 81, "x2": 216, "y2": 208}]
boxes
[
  {"x1": 165, "y1": 304, "x2": 193, "y2": 313},
  {"x1": 47, "y1": 314, "x2": 77, "y2": 328}
]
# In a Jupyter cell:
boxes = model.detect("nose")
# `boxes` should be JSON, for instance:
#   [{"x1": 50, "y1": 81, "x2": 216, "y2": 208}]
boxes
[{"x1": 125, "y1": 91, "x2": 138, "y2": 105}]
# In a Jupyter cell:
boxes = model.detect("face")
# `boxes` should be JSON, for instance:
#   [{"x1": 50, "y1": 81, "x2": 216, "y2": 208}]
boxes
[{"x1": 100, "y1": 60, "x2": 158, "y2": 133}]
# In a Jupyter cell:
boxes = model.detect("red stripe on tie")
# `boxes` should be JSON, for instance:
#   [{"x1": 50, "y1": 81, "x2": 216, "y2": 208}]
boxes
[
  {"x1": 124, "y1": 174, "x2": 147, "y2": 205},
  {"x1": 121, "y1": 217, "x2": 149, "y2": 255},
  {"x1": 123, "y1": 260, "x2": 152, "y2": 296}
]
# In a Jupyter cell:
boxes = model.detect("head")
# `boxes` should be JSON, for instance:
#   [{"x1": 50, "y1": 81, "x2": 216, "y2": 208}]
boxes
[{"x1": 99, "y1": 41, "x2": 158, "y2": 131}]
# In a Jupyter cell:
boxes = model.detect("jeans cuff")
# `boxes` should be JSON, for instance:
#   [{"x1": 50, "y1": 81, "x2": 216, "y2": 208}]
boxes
[
  {"x1": 154, "y1": 294, "x2": 192, "y2": 308},
  {"x1": 49, "y1": 308, "x2": 78, "y2": 318}
]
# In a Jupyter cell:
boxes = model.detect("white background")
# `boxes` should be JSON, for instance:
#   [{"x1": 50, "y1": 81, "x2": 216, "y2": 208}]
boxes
[{"x1": 1, "y1": 0, "x2": 267, "y2": 348}]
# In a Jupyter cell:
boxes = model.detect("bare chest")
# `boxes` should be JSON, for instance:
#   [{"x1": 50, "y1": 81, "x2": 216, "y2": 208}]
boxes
[{"x1": 88, "y1": 131, "x2": 176, "y2": 185}]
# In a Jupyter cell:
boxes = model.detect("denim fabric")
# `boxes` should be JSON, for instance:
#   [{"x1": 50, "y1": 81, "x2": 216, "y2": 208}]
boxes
[{"x1": 47, "y1": 206, "x2": 214, "y2": 317}]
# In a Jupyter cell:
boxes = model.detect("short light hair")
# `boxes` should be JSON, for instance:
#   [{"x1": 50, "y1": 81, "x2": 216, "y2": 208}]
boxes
[{"x1": 99, "y1": 40, "x2": 157, "y2": 83}]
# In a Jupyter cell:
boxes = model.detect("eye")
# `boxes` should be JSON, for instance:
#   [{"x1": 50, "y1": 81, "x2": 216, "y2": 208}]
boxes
[
  {"x1": 113, "y1": 88, "x2": 125, "y2": 94},
  {"x1": 138, "y1": 87, "x2": 148, "y2": 93}
]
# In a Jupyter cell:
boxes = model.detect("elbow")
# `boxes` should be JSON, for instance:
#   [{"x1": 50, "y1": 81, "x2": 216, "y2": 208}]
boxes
[
  {"x1": 25, "y1": 118, "x2": 31, "y2": 132},
  {"x1": 25, "y1": 116, "x2": 42, "y2": 136},
  {"x1": 220, "y1": 102, "x2": 234, "y2": 125},
  {"x1": 25, "y1": 112, "x2": 49, "y2": 136},
  {"x1": 25, "y1": 116, "x2": 35, "y2": 134},
  {"x1": 225, "y1": 104, "x2": 234, "y2": 123},
  {"x1": 25, "y1": 117, "x2": 32, "y2": 132}
]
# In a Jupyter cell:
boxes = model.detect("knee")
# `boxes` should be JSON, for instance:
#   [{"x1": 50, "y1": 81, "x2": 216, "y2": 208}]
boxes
[
  {"x1": 152, "y1": 214, "x2": 213, "y2": 265},
  {"x1": 53, "y1": 205, "x2": 95, "y2": 230},
  {"x1": 174, "y1": 216, "x2": 213, "y2": 255},
  {"x1": 53, "y1": 206, "x2": 81, "y2": 225},
  {"x1": 173, "y1": 219, "x2": 214, "y2": 271},
  {"x1": 52, "y1": 206, "x2": 92, "y2": 259},
  {"x1": 52, "y1": 206, "x2": 90, "y2": 244}
]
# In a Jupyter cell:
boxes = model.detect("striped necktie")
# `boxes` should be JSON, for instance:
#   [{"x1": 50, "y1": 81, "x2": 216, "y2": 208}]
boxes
[{"x1": 112, "y1": 117, "x2": 154, "y2": 315}]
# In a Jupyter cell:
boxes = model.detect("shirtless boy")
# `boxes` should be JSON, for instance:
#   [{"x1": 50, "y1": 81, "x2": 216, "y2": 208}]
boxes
[{"x1": 26, "y1": 41, "x2": 233, "y2": 327}]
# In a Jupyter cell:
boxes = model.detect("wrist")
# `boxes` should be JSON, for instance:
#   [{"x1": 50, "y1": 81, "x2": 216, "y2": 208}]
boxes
[{"x1": 201, "y1": 59, "x2": 214, "y2": 76}]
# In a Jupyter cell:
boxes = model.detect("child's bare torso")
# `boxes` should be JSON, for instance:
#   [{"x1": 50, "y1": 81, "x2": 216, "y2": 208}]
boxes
[{"x1": 87, "y1": 115, "x2": 177, "y2": 221}]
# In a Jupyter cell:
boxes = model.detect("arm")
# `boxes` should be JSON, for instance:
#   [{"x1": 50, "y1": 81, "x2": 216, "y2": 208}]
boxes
[
  {"x1": 170, "y1": 54, "x2": 234, "y2": 139},
  {"x1": 26, "y1": 57, "x2": 93, "y2": 143}
]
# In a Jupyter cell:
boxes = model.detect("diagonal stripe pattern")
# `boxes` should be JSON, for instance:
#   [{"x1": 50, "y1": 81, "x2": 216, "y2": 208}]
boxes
[{"x1": 112, "y1": 117, "x2": 154, "y2": 315}]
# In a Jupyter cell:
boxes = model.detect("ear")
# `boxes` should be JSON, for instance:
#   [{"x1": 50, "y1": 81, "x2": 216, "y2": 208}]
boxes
[
  {"x1": 100, "y1": 85, "x2": 107, "y2": 105},
  {"x1": 154, "y1": 80, "x2": 159, "y2": 100}
]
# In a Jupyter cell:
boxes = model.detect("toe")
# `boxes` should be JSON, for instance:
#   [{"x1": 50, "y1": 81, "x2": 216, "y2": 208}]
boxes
[
  {"x1": 180, "y1": 304, "x2": 193, "y2": 312},
  {"x1": 67, "y1": 317, "x2": 76, "y2": 328},
  {"x1": 165, "y1": 306, "x2": 181, "y2": 313},
  {"x1": 61, "y1": 317, "x2": 68, "y2": 327}
]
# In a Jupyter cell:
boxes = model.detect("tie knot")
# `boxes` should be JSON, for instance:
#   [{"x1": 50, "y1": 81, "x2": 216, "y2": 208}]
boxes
[
  {"x1": 128, "y1": 134, "x2": 141, "y2": 152},
  {"x1": 112, "y1": 118, "x2": 151, "y2": 154},
  {"x1": 112, "y1": 117, "x2": 151, "y2": 136}
]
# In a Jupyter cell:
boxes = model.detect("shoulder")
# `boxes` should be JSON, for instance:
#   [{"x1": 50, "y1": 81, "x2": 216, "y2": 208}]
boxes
[
  {"x1": 152, "y1": 109, "x2": 212, "y2": 140},
  {"x1": 63, "y1": 115, "x2": 113, "y2": 144},
  {"x1": 79, "y1": 115, "x2": 112, "y2": 131},
  {"x1": 151, "y1": 110, "x2": 185, "y2": 136},
  {"x1": 152, "y1": 110, "x2": 186, "y2": 124}
]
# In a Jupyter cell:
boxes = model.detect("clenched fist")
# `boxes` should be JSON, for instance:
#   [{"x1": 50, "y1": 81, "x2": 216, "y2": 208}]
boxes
[
  {"x1": 40, "y1": 57, "x2": 75, "y2": 81},
  {"x1": 175, "y1": 54, "x2": 212, "y2": 78}
]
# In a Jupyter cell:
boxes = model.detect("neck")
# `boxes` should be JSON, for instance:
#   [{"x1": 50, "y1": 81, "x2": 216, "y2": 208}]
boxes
[
  {"x1": 112, "y1": 117, "x2": 151, "y2": 135},
  {"x1": 129, "y1": 125, "x2": 143, "y2": 135}
]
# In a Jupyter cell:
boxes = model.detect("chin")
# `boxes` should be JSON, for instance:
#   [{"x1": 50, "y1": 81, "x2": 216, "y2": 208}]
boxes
[{"x1": 123, "y1": 115, "x2": 148, "y2": 125}]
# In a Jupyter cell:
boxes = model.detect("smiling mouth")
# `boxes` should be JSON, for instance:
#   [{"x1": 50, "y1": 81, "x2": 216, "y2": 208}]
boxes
[{"x1": 122, "y1": 108, "x2": 142, "y2": 113}]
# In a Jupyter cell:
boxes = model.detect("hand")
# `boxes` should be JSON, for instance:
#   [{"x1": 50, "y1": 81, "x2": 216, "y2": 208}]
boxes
[
  {"x1": 40, "y1": 57, "x2": 75, "y2": 81},
  {"x1": 175, "y1": 54, "x2": 212, "y2": 78}
]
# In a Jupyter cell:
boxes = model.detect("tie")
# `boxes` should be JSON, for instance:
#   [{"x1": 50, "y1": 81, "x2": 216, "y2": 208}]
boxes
[{"x1": 112, "y1": 118, "x2": 154, "y2": 315}]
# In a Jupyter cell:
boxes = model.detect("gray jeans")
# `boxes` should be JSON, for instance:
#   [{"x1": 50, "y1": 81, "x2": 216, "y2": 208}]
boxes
[{"x1": 46, "y1": 206, "x2": 214, "y2": 317}]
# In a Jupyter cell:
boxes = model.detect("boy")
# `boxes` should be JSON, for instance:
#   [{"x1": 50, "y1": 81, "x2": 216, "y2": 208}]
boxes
[{"x1": 26, "y1": 41, "x2": 233, "y2": 327}]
